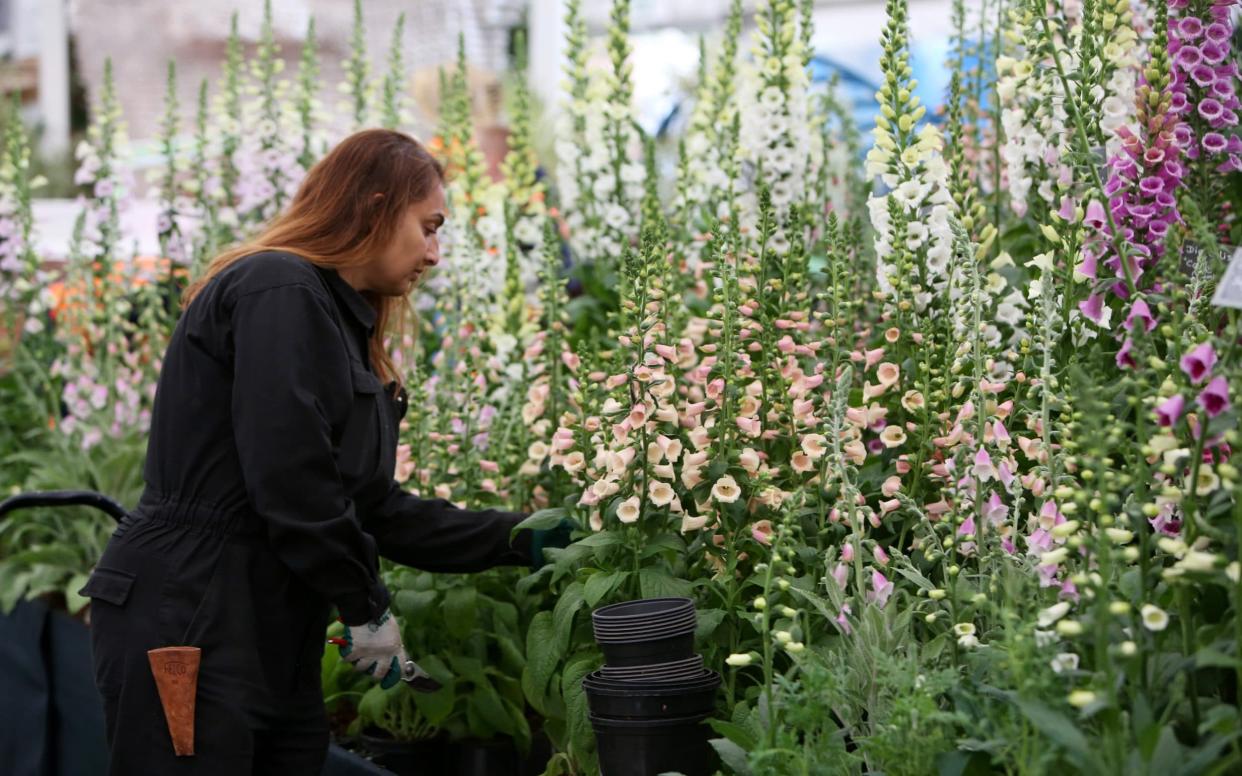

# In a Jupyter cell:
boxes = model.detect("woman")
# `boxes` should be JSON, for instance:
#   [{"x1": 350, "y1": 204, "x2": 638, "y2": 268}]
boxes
[{"x1": 80, "y1": 129, "x2": 567, "y2": 774}]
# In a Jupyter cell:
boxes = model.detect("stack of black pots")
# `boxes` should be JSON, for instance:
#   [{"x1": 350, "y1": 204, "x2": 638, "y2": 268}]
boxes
[{"x1": 584, "y1": 597, "x2": 720, "y2": 776}]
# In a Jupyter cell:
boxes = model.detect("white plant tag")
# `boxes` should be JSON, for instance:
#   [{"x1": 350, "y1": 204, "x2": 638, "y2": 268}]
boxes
[{"x1": 1211, "y1": 247, "x2": 1242, "y2": 309}]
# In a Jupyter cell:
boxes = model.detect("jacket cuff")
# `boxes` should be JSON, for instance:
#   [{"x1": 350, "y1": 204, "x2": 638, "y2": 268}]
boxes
[
  {"x1": 507, "y1": 512, "x2": 534, "y2": 565},
  {"x1": 336, "y1": 581, "x2": 391, "y2": 626}
]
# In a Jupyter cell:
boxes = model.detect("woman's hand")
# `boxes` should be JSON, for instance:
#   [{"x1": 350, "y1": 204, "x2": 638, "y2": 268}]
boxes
[
  {"x1": 529, "y1": 518, "x2": 576, "y2": 570},
  {"x1": 330, "y1": 609, "x2": 409, "y2": 689}
]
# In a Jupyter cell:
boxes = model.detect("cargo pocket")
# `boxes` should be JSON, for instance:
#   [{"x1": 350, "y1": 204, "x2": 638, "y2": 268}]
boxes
[
  {"x1": 80, "y1": 567, "x2": 136, "y2": 607},
  {"x1": 80, "y1": 567, "x2": 137, "y2": 695}
]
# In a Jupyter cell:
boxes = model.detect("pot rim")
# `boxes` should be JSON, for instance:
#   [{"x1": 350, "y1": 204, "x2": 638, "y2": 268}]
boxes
[
  {"x1": 588, "y1": 710, "x2": 714, "y2": 728},
  {"x1": 588, "y1": 665, "x2": 725, "y2": 685},
  {"x1": 592, "y1": 611, "x2": 697, "y2": 628},
  {"x1": 584, "y1": 671, "x2": 721, "y2": 692},
  {"x1": 591, "y1": 597, "x2": 695, "y2": 621},
  {"x1": 593, "y1": 627, "x2": 696, "y2": 641}
]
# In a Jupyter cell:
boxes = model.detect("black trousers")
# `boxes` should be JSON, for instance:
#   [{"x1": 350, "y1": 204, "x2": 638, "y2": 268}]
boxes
[{"x1": 83, "y1": 511, "x2": 332, "y2": 775}]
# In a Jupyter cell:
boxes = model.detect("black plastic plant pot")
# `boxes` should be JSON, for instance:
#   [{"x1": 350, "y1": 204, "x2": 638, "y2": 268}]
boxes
[
  {"x1": 451, "y1": 738, "x2": 519, "y2": 776},
  {"x1": 597, "y1": 655, "x2": 703, "y2": 681},
  {"x1": 593, "y1": 615, "x2": 696, "y2": 641},
  {"x1": 590, "y1": 711, "x2": 717, "y2": 776},
  {"x1": 597, "y1": 630, "x2": 695, "y2": 667},
  {"x1": 595, "y1": 666, "x2": 711, "y2": 684},
  {"x1": 593, "y1": 624, "x2": 697, "y2": 646},
  {"x1": 358, "y1": 728, "x2": 447, "y2": 775},
  {"x1": 587, "y1": 668, "x2": 716, "y2": 689},
  {"x1": 592, "y1": 597, "x2": 695, "y2": 625},
  {"x1": 592, "y1": 613, "x2": 697, "y2": 638},
  {"x1": 585, "y1": 668, "x2": 717, "y2": 687},
  {"x1": 323, "y1": 742, "x2": 397, "y2": 776},
  {"x1": 583, "y1": 672, "x2": 721, "y2": 719}
]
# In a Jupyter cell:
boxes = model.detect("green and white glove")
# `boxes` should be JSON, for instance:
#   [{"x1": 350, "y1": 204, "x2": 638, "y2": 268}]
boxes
[{"x1": 333, "y1": 609, "x2": 409, "y2": 689}]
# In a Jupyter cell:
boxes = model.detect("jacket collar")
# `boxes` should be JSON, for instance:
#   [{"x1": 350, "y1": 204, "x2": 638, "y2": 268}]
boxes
[{"x1": 317, "y1": 266, "x2": 378, "y2": 334}]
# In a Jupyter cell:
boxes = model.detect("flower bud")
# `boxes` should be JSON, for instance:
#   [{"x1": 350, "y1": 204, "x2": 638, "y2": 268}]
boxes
[
  {"x1": 1068, "y1": 690, "x2": 1096, "y2": 708},
  {"x1": 1056, "y1": 620, "x2": 1084, "y2": 636}
]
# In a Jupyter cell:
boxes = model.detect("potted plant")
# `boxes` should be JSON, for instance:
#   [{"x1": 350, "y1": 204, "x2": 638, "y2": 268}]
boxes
[{"x1": 343, "y1": 564, "x2": 550, "y2": 776}]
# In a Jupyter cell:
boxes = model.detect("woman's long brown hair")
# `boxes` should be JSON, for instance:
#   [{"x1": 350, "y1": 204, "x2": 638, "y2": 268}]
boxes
[{"x1": 182, "y1": 129, "x2": 445, "y2": 386}]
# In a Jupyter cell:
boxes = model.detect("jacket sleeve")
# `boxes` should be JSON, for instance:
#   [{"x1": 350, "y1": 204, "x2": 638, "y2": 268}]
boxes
[
  {"x1": 230, "y1": 283, "x2": 390, "y2": 625},
  {"x1": 362, "y1": 480, "x2": 533, "y2": 572}
]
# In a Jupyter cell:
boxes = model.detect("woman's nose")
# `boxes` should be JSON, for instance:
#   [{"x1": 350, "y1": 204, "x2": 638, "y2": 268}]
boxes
[{"x1": 422, "y1": 239, "x2": 442, "y2": 265}]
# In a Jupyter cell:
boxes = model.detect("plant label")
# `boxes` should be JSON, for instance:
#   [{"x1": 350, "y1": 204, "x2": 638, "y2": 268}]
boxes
[
  {"x1": 1211, "y1": 247, "x2": 1242, "y2": 309},
  {"x1": 1180, "y1": 242, "x2": 1201, "y2": 275}
]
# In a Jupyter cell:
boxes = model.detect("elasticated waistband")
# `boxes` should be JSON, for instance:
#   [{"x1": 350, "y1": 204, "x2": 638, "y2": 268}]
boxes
[{"x1": 129, "y1": 489, "x2": 264, "y2": 537}]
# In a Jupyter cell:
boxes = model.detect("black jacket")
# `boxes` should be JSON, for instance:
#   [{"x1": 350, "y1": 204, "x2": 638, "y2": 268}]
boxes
[
  {"x1": 82, "y1": 251, "x2": 532, "y2": 731},
  {"x1": 138, "y1": 250, "x2": 532, "y2": 622}
]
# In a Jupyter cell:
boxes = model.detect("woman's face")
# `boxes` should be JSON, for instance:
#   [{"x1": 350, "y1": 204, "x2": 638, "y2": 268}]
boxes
[{"x1": 349, "y1": 184, "x2": 447, "y2": 297}]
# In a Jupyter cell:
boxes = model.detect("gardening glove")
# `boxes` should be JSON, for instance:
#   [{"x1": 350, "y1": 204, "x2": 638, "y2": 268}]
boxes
[
  {"x1": 330, "y1": 608, "x2": 409, "y2": 689},
  {"x1": 529, "y1": 518, "x2": 575, "y2": 570}
]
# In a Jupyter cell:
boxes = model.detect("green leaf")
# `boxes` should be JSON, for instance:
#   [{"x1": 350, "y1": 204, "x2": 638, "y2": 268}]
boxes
[
  {"x1": 510, "y1": 507, "x2": 568, "y2": 540},
  {"x1": 638, "y1": 567, "x2": 692, "y2": 599},
  {"x1": 575, "y1": 531, "x2": 623, "y2": 549},
  {"x1": 709, "y1": 738, "x2": 753, "y2": 775},
  {"x1": 562, "y1": 654, "x2": 599, "y2": 762},
  {"x1": 496, "y1": 633, "x2": 525, "y2": 675},
  {"x1": 539, "y1": 753, "x2": 573, "y2": 776},
  {"x1": 516, "y1": 564, "x2": 554, "y2": 597},
  {"x1": 443, "y1": 585, "x2": 478, "y2": 640},
  {"x1": 894, "y1": 565, "x2": 937, "y2": 592},
  {"x1": 1148, "y1": 726, "x2": 1184, "y2": 775},
  {"x1": 553, "y1": 581, "x2": 586, "y2": 654},
  {"x1": 584, "y1": 570, "x2": 624, "y2": 607},
  {"x1": 491, "y1": 599, "x2": 520, "y2": 641},
  {"x1": 1193, "y1": 647, "x2": 1241, "y2": 669},
  {"x1": 708, "y1": 718, "x2": 759, "y2": 751},
  {"x1": 393, "y1": 589, "x2": 438, "y2": 623},
  {"x1": 788, "y1": 585, "x2": 838, "y2": 623},
  {"x1": 415, "y1": 654, "x2": 454, "y2": 685},
  {"x1": 7, "y1": 545, "x2": 80, "y2": 568},
  {"x1": 448, "y1": 654, "x2": 487, "y2": 684},
  {"x1": 935, "y1": 750, "x2": 993, "y2": 776},
  {"x1": 695, "y1": 609, "x2": 726, "y2": 641},
  {"x1": 522, "y1": 611, "x2": 559, "y2": 713},
  {"x1": 503, "y1": 695, "x2": 533, "y2": 755},
  {"x1": 0, "y1": 563, "x2": 29, "y2": 614},
  {"x1": 412, "y1": 680, "x2": 456, "y2": 725},
  {"x1": 65, "y1": 572, "x2": 90, "y2": 615},
  {"x1": 1012, "y1": 697, "x2": 1092, "y2": 766},
  {"x1": 640, "y1": 532, "x2": 684, "y2": 559},
  {"x1": 355, "y1": 683, "x2": 391, "y2": 727},
  {"x1": 471, "y1": 677, "x2": 515, "y2": 736}
]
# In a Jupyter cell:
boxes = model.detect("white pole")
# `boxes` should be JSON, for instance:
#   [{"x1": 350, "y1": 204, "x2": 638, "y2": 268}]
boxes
[
  {"x1": 38, "y1": 0, "x2": 70, "y2": 158},
  {"x1": 527, "y1": 0, "x2": 566, "y2": 123}
]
